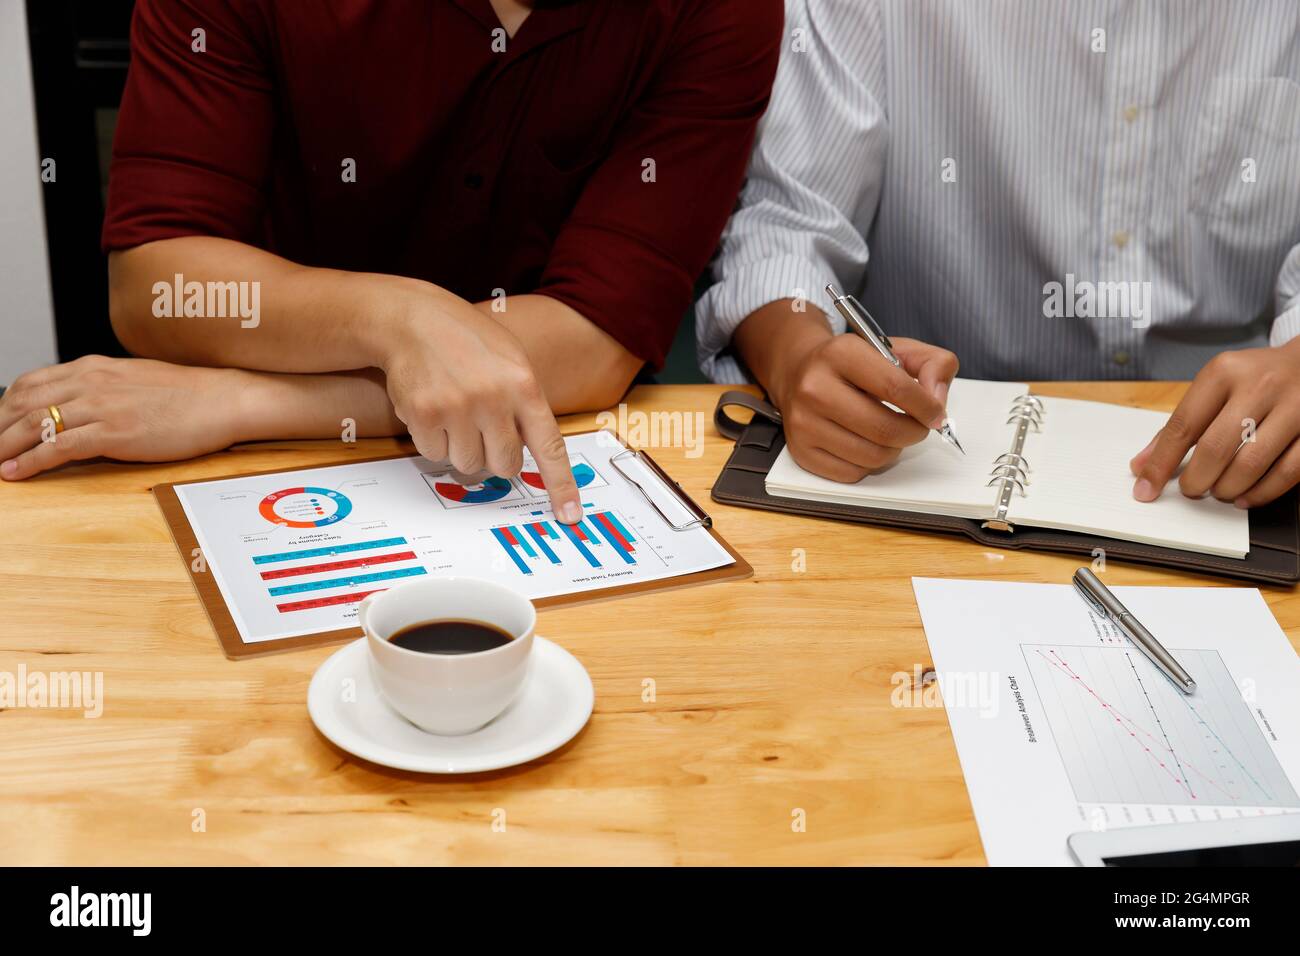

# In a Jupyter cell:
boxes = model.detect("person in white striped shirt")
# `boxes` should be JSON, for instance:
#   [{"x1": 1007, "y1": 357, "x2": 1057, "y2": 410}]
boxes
[{"x1": 697, "y1": 0, "x2": 1300, "y2": 508}]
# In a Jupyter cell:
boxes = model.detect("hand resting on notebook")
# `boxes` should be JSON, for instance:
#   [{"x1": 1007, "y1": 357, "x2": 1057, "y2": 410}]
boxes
[{"x1": 1131, "y1": 339, "x2": 1300, "y2": 508}]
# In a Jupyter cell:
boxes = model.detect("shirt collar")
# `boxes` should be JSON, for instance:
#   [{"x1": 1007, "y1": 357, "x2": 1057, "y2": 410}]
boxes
[{"x1": 451, "y1": 0, "x2": 591, "y2": 56}]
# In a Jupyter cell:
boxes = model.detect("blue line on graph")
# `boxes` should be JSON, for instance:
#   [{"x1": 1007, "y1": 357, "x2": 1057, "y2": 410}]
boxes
[
  {"x1": 252, "y1": 537, "x2": 407, "y2": 565},
  {"x1": 525, "y1": 523, "x2": 561, "y2": 564},
  {"x1": 591, "y1": 513, "x2": 636, "y2": 564},
  {"x1": 1180, "y1": 695, "x2": 1273, "y2": 802},
  {"x1": 601, "y1": 511, "x2": 636, "y2": 543},
  {"x1": 491, "y1": 527, "x2": 531, "y2": 575},
  {"x1": 559, "y1": 522, "x2": 600, "y2": 568},
  {"x1": 267, "y1": 565, "x2": 426, "y2": 596},
  {"x1": 513, "y1": 526, "x2": 537, "y2": 558}
]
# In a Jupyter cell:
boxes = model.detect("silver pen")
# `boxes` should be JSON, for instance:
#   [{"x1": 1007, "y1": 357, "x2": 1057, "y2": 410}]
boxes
[
  {"x1": 824, "y1": 283, "x2": 965, "y2": 455},
  {"x1": 1072, "y1": 567, "x2": 1197, "y2": 695}
]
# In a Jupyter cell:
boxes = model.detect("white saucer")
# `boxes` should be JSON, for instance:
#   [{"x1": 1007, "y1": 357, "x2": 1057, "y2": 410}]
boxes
[{"x1": 307, "y1": 636, "x2": 594, "y2": 773}]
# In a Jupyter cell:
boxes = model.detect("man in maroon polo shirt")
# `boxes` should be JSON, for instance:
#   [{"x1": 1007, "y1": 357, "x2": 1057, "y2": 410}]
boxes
[{"x1": 0, "y1": 0, "x2": 781, "y2": 517}]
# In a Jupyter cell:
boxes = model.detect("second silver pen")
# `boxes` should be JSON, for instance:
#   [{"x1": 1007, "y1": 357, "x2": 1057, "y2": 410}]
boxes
[{"x1": 1072, "y1": 567, "x2": 1197, "y2": 695}]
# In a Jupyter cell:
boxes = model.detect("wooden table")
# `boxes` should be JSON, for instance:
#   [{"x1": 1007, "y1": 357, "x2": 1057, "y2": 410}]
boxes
[{"x1": 2, "y1": 382, "x2": 1296, "y2": 865}]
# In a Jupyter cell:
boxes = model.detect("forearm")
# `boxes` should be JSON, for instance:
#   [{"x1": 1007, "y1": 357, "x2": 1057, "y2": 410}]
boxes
[
  {"x1": 475, "y1": 294, "x2": 641, "y2": 414},
  {"x1": 111, "y1": 239, "x2": 642, "y2": 414},
  {"x1": 733, "y1": 300, "x2": 834, "y2": 408},
  {"x1": 230, "y1": 367, "x2": 404, "y2": 443},
  {"x1": 109, "y1": 236, "x2": 457, "y2": 373}
]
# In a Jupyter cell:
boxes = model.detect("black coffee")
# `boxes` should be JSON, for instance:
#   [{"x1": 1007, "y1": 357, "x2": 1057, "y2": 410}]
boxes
[{"x1": 388, "y1": 619, "x2": 514, "y2": 655}]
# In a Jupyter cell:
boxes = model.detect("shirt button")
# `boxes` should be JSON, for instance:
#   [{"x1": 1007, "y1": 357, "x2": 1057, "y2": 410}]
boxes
[
  {"x1": 1112, "y1": 230, "x2": 1130, "y2": 249},
  {"x1": 1113, "y1": 350, "x2": 1131, "y2": 367},
  {"x1": 464, "y1": 172, "x2": 484, "y2": 189},
  {"x1": 1123, "y1": 104, "x2": 1140, "y2": 123}
]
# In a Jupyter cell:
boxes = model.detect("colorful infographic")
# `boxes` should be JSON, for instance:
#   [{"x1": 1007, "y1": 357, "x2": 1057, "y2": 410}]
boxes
[
  {"x1": 258, "y1": 487, "x2": 353, "y2": 528},
  {"x1": 520, "y1": 454, "x2": 606, "y2": 497},
  {"x1": 490, "y1": 507, "x2": 653, "y2": 575},
  {"x1": 172, "y1": 433, "x2": 734, "y2": 646},
  {"x1": 251, "y1": 536, "x2": 427, "y2": 614},
  {"x1": 425, "y1": 474, "x2": 523, "y2": 509}
]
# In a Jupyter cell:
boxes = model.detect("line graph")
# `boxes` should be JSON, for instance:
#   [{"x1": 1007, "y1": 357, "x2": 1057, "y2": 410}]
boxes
[{"x1": 1022, "y1": 644, "x2": 1299, "y2": 808}]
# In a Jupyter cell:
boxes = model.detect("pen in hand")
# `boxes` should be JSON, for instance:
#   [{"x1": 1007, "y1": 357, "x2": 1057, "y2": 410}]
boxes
[{"x1": 825, "y1": 284, "x2": 965, "y2": 455}]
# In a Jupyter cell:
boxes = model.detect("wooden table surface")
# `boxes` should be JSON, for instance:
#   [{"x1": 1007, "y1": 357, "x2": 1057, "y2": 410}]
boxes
[{"x1": 2, "y1": 381, "x2": 1297, "y2": 865}]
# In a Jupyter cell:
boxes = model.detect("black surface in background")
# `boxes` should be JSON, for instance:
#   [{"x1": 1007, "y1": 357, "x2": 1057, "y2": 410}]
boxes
[
  {"x1": 0, "y1": 865, "x2": 1288, "y2": 941},
  {"x1": 25, "y1": 0, "x2": 134, "y2": 365},
  {"x1": 1106, "y1": 839, "x2": 1300, "y2": 867}
]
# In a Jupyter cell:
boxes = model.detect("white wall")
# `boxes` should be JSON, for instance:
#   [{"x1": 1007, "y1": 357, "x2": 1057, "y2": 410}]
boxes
[{"x1": 0, "y1": 1, "x2": 58, "y2": 385}]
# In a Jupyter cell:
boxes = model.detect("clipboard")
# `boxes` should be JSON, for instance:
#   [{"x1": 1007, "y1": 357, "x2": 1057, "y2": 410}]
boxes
[{"x1": 154, "y1": 431, "x2": 752, "y2": 659}]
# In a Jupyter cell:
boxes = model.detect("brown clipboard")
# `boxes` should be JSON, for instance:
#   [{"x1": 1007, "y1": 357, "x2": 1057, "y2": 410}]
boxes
[{"x1": 153, "y1": 431, "x2": 752, "y2": 660}]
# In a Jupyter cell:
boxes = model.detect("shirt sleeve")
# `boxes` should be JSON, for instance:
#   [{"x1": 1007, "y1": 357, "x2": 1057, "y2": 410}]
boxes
[
  {"x1": 694, "y1": 0, "x2": 889, "y2": 383},
  {"x1": 101, "y1": 0, "x2": 274, "y2": 252},
  {"x1": 1268, "y1": 243, "x2": 1300, "y2": 346},
  {"x1": 535, "y1": 0, "x2": 783, "y2": 370}
]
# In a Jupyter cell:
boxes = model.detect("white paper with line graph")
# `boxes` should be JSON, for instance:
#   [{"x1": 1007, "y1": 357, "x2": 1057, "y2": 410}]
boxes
[
  {"x1": 912, "y1": 578, "x2": 1300, "y2": 866},
  {"x1": 172, "y1": 431, "x2": 732, "y2": 645}
]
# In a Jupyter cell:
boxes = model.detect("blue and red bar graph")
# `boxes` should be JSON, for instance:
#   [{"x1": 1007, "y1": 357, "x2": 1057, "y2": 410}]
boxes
[{"x1": 491, "y1": 511, "x2": 637, "y2": 574}]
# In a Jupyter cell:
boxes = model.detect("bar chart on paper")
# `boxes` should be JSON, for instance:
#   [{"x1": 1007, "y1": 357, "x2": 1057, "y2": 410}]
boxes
[
  {"x1": 1022, "y1": 644, "x2": 1300, "y2": 809},
  {"x1": 489, "y1": 508, "x2": 660, "y2": 576},
  {"x1": 250, "y1": 536, "x2": 427, "y2": 614}
]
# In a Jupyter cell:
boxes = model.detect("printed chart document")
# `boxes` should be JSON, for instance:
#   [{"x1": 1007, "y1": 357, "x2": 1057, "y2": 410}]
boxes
[
  {"x1": 173, "y1": 432, "x2": 734, "y2": 646},
  {"x1": 912, "y1": 577, "x2": 1300, "y2": 866}
]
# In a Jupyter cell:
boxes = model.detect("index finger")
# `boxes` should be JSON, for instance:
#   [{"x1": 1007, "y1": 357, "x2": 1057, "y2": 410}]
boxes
[
  {"x1": 893, "y1": 337, "x2": 959, "y2": 408},
  {"x1": 1131, "y1": 376, "x2": 1230, "y2": 501},
  {"x1": 518, "y1": 405, "x2": 581, "y2": 524},
  {"x1": 828, "y1": 338, "x2": 946, "y2": 430}
]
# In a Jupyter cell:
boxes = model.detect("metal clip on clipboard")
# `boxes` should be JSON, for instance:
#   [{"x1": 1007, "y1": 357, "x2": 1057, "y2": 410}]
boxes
[{"x1": 609, "y1": 449, "x2": 713, "y2": 531}]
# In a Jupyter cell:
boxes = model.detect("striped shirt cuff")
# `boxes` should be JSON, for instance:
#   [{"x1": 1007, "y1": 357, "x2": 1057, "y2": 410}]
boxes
[
  {"x1": 1269, "y1": 301, "x2": 1300, "y2": 348},
  {"x1": 695, "y1": 255, "x2": 844, "y2": 383}
]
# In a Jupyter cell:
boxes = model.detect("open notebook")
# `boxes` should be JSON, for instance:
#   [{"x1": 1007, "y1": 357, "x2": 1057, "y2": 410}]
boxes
[{"x1": 764, "y1": 379, "x2": 1250, "y2": 559}]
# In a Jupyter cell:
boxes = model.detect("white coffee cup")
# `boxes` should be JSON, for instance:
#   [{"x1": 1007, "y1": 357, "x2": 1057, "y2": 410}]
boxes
[{"x1": 359, "y1": 577, "x2": 536, "y2": 735}]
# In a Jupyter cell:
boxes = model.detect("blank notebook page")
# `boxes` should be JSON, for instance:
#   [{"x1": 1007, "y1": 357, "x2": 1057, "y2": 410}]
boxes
[
  {"x1": 1013, "y1": 396, "x2": 1250, "y2": 557},
  {"x1": 765, "y1": 378, "x2": 1028, "y2": 518}
]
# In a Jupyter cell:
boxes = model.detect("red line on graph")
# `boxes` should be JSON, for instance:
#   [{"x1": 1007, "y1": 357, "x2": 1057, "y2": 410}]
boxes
[
  {"x1": 1036, "y1": 649, "x2": 1223, "y2": 802},
  {"x1": 500, "y1": 527, "x2": 519, "y2": 547},
  {"x1": 258, "y1": 550, "x2": 416, "y2": 580},
  {"x1": 276, "y1": 588, "x2": 386, "y2": 613},
  {"x1": 1044, "y1": 651, "x2": 1242, "y2": 803},
  {"x1": 594, "y1": 513, "x2": 634, "y2": 552},
  {"x1": 1045, "y1": 655, "x2": 1237, "y2": 806}
]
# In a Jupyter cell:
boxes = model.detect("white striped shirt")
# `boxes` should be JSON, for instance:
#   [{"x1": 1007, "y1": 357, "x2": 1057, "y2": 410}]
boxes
[{"x1": 696, "y1": 0, "x2": 1300, "y2": 383}]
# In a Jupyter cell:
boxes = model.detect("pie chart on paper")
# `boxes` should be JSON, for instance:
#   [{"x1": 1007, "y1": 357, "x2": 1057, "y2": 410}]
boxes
[
  {"x1": 521, "y1": 463, "x2": 596, "y2": 491},
  {"x1": 433, "y1": 475, "x2": 514, "y2": 504},
  {"x1": 258, "y1": 486, "x2": 353, "y2": 528}
]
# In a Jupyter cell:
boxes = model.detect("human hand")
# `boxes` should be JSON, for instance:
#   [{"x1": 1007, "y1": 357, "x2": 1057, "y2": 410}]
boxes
[
  {"x1": 775, "y1": 333, "x2": 959, "y2": 483},
  {"x1": 0, "y1": 355, "x2": 242, "y2": 479},
  {"x1": 1131, "y1": 340, "x2": 1300, "y2": 508},
  {"x1": 378, "y1": 293, "x2": 581, "y2": 522}
]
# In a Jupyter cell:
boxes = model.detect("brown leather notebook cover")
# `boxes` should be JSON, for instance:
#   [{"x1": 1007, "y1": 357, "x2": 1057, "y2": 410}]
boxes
[{"x1": 710, "y1": 392, "x2": 1300, "y2": 586}]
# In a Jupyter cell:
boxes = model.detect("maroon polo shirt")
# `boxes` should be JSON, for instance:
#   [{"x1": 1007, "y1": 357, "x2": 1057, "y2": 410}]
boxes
[{"x1": 101, "y1": 0, "x2": 782, "y2": 368}]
